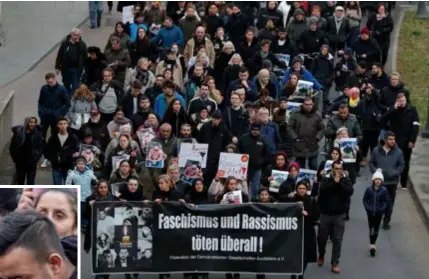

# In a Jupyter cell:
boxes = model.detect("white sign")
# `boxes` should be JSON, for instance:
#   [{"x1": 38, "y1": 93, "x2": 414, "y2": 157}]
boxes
[
  {"x1": 178, "y1": 143, "x2": 208, "y2": 168},
  {"x1": 122, "y1": 5, "x2": 135, "y2": 24},
  {"x1": 217, "y1": 153, "x2": 249, "y2": 180}
]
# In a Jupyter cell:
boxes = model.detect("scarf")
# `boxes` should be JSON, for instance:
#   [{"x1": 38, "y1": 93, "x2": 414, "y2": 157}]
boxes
[
  {"x1": 349, "y1": 92, "x2": 360, "y2": 108},
  {"x1": 376, "y1": 13, "x2": 387, "y2": 21},
  {"x1": 113, "y1": 117, "x2": 130, "y2": 126},
  {"x1": 136, "y1": 67, "x2": 149, "y2": 85}
]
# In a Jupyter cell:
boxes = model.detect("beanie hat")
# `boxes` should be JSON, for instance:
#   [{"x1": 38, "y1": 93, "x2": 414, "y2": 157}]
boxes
[
  {"x1": 288, "y1": 161, "x2": 300, "y2": 172},
  {"x1": 309, "y1": 16, "x2": 319, "y2": 25},
  {"x1": 360, "y1": 26, "x2": 370, "y2": 35},
  {"x1": 372, "y1": 169, "x2": 384, "y2": 181},
  {"x1": 294, "y1": 8, "x2": 305, "y2": 16},
  {"x1": 211, "y1": 109, "x2": 222, "y2": 119}
]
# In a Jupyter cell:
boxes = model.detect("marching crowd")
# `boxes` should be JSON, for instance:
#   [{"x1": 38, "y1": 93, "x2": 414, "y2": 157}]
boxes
[{"x1": 6, "y1": 1, "x2": 422, "y2": 278}]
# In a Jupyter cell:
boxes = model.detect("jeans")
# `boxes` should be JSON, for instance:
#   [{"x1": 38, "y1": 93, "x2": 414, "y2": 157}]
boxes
[
  {"x1": 384, "y1": 184, "x2": 397, "y2": 224},
  {"x1": 16, "y1": 163, "x2": 37, "y2": 185},
  {"x1": 367, "y1": 212, "x2": 383, "y2": 244},
  {"x1": 248, "y1": 169, "x2": 262, "y2": 200},
  {"x1": 52, "y1": 169, "x2": 68, "y2": 185},
  {"x1": 62, "y1": 68, "x2": 80, "y2": 97},
  {"x1": 89, "y1": 1, "x2": 104, "y2": 27},
  {"x1": 295, "y1": 155, "x2": 318, "y2": 170},
  {"x1": 317, "y1": 213, "x2": 346, "y2": 265}
]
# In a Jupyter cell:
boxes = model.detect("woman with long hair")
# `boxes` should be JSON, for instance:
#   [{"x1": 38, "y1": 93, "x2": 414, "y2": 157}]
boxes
[
  {"x1": 105, "y1": 21, "x2": 130, "y2": 51},
  {"x1": 162, "y1": 98, "x2": 189, "y2": 137},
  {"x1": 281, "y1": 72, "x2": 300, "y2": 100},
  {"x1": 128, "y1": 27, "x2": 158, "y2": 66},
  {"x1": 67, "y1": 84, "x2": 97, "y2": 134}
]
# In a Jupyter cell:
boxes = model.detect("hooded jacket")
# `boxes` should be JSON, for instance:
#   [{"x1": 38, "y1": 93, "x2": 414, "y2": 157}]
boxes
[
  {"x1": 258, "y1": 3, "x2": 284, "y2": 29},
  {"x1": 10, "y1": 117, "x2": 44, "y2": 165},
  {"x1": 55, "y1": 34, "x2": 88, "y2": 72},
  {"x1": 61, "y1": 235, "x2": 78, "y2": 266}
]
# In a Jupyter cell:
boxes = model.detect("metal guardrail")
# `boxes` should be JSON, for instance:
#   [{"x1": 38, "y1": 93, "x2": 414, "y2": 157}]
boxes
[{"x1": 0, "y1": 90, "x2": 15, "y2": 152}]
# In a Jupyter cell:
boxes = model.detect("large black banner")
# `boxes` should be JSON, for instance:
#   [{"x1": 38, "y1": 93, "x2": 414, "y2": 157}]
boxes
[{"x1": 92, "y1": 202, "x2": 303, "y2": 275}]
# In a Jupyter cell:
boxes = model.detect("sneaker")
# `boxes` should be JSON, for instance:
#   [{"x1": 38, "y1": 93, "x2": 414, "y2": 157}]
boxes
[
  {"x1": 317, "y1": 256, "x2": 324, "y2": 266},
  {"x1": 331, "y1": 264, "x2": 340, "y2": 274},
  {"x1": 41, "y1": 159, "x2": 49, "y2": 168},
  {"x1": 401, "y1": 187, "x2": 408, "y2": 191},
  {"x1": 369, "y1": 245, "x2": 376, "y2": 257},
  {"x1": 382, "y1": 223, "x2": 391, "y2": 230}
]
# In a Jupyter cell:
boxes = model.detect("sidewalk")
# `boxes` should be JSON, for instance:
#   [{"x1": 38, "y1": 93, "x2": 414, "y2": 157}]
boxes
[
  {"x1": 0, "y1": 2, "x2": 89, "y2": 90},
  {"x1": 389, "y1": 4, "x2": 429, "y2": 226},
  {"x1": 0, "y1": 4, "x2": 121, "y2": 185}
]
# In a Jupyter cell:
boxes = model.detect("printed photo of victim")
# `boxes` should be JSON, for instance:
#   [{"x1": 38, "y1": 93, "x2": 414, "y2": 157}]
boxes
[{"x1": 0, "y1": 187, "x2": 78, "y2": 279}]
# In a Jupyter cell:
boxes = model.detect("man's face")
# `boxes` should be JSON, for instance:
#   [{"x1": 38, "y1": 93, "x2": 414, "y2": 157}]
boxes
[
  {"x1": 103, "y1": 71, "x2": 113, "y2": 83},
  {"x1": 209, "y1": 5, "x2": 217, "y2": 15},
  {"x1": 238, "y1": 72, "x2": 248, "y2": 81},
  {"x1": 71, "y1": 32, "x2": 80, "y2": 43},
  {"x1": 361, "y1": 33, "x2": 369, "y2": 40},
  {"x1": 163, "y1": 87, "x2": 173, "y2": 96},
  {"x1": 258, "y1": 110, "x2": 269, "y2": 122},
  {"x1": 181, "y1": 126, "x2": 191, "y2": 137},
  {"x1": 371, "y1": 66, "x2": 380, "y2": 75},
  {"x1": 119, "y1": 249, "x2": 129, "y2": 260},
  {"x1": 338, "y1": 108, "x2": 349, "y2": 119},
  {"x1": 200, "y1": 86, "x2": 209, "y2": 97},
  {"x1": 262, "y1": 44, "x2": 269, "y2": 53},
  {"x1": 391, "y1": 75, "x2": 399, "y2": 86},
  {"x1": 386, "y1": 136, "x2": 396, "y2": 148},
  {"x1": 57, "y1": 120, "x2": 68, "y2": 132},
  {"x1": 139, "y1": 61, "x2": 149, "y2": 70},
  {"x1": 186, "y1": 8, "x2": 194, "y2": 17},
  {"x1": 278, "y1": 31, "x2": 287, "y2": 39},
  {"x1": 245, "y1": 31, "x2": 254, "y2": 41},
  {"x1": 155, "y1": 77, "x2": 164, "y2": 87},
  {"x1": 105, "y1": 252, "x2": 114, "y2": 264},
  {"x1": 46, "y1": 77, "x2": 56, "y2": 87},
  {"x1": 164, "y1": 19, "x2": 172, "y2": 28},
  {"x1": 231, "y1": 94, "x2": 241, "y2": 106},
  {"x1": 125, "y1": 209, "x2": 133, "y2": 218},
  {"x1": 195, "y1": 28, "x2": 205, "y2": 40},
  {"x1": 293, "y1": 62, "x2": 301, "y2": 72},
  {"x1": 111, "y1": 40, "x2": 120, "y2": 50},
  {"x1": 303, "y1": 100, "x2": 313, "y2": 112},
  {"x1": 396, "y1": 96, "x2": 407, "y2": 107},
  {"x1": 250, "y1": 128, "x2": 260, "y2": 137},
  {"x1": 161, "y1": 127, "x2": 171, "y2": 138},
  {"x1": 0, "y1": 247, "x2": 59, "y2": 279},
  {"x1": 194, "y1": 66, "x2": 204, "y2": 77},
  {"x1": 99, "y1": 211, "x2": 106, "y2": 220},
  {"x1": 211, "y1": 118, "x2": 221, "y2": 126},
  {"x1": 335, "y1": 9, "x2": 344, "y2": 17},
  {"x1": 132, "y1": 88, "x2": 141, "y2": 96},
  {"x1": 310, "y1": 23, "x2": 317, "y2": 31}
]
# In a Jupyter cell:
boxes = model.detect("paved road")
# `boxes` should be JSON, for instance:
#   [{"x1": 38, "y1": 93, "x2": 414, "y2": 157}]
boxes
[
  {"x1": 3, "y1": 2, "x2": 429, "y2": 279},
  {"x1": 0, "y1": 1, "x2": 88, "y2": 90}
]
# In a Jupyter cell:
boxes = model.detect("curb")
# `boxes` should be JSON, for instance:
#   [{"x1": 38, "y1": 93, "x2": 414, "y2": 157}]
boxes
[{"x1": 0, "y1": 16, "x2": 89, "y2": 90}]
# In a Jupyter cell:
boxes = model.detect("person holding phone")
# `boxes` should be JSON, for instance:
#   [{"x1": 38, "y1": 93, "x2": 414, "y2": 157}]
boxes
[{"x1": 317, "y1": 161, "x2": 354, "y2": 274}]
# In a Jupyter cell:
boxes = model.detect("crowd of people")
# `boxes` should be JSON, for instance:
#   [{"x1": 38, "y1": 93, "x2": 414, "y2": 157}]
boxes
[
  {"x1": 6, "y1": 1, "x2": 422, "y2": 278},
  {"x1": 0, "y1": 188, "x2": 78, "y2": 279}
]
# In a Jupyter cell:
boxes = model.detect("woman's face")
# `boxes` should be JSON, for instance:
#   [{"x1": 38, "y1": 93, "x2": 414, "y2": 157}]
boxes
[
  {"x1": 349, "y1": 1, "x2": 356, "y2": 6},
  {"x1": 36, "y1": 192, "x2": 76, "y2": 238},
  {"x1": 128, "y1": 180, "x2": 138, "y2": 193},
  {"x1": 259, "y1": 190, "x2": 270, "y2": 202},
  {"x1": 232, "y1": 57, "x2": 241, "y2": 64},
  {"x1": 148, "y1": 114, "x2": 157, "y2": 123},
  {"x1": 276, "y1": 155, "x2": 286, "y2": 167},
  {"x1": 331, "y1": 150, "x2": 340, "y2": 161},
  {"x1": 268, "y1": 1, "x2": 276, "y2": 9},
  {"x1": 378, "y1": 5, "x2": 385, "y2": 14},
  {"x1": 98, "y1": 183, "x2": 109, "y2": 196},
  {"x1": 173, "y1": 101, "x2": 181, "y2": 112},
  {"x1": 374, "y1": 178, "x2": 382, "y2": 186},
  {"x1": 297, "y1": 184, "x2": 307, "y2": 196},
  {"x1": 195, "y1": 181, "x2": 204, "y2": 192},
  {"x1": 120, "y1": 162, "x2": 131, "y2": 174},
  {"x1": 116, "y1": 24, "x2": 124, "y2": 33},
  {"x1": 138, "y1": 28, "x2": 146, "y2": 38},
  {"x1": 291, "y1": 75, "x2": 298, "y2": 85},
  {"x1": 28, "y1": 118, "x2": 37, "y2": 130},
  {"x1": 289, "y1": 167, "x2": 299, "y2": 177},
  {"x1": 200, "y1": 110, "x2": 208, "y2": 119},
  {"x1": 119, "y1": 136, "x2": 129, "y2": 148},
  {"x1": 227, "y1": 179, "x2": 237, "y2": 191},
  {"x1": 159, "y1": 179, "x2": 169, "y2": 191},
  {"x1": 207, "y1": 79, "x2": 215, "y2": 89},
  {"x1": 164, "y1": 71, "x2": 172, "y2": 80},
  {"x1": 197, "y1": 55, "x2": 206, "y2": 63},
  {"x1": 338, "y1": 130, "x2": 349, "y2": 139}
]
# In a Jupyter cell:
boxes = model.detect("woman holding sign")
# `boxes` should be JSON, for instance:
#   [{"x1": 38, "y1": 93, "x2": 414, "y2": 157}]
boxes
[{"x1": 290, "y1": 182, "x2": 318, "y2": 279}]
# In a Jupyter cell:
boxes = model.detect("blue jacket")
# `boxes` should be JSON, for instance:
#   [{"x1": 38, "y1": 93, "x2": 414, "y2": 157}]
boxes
[
  {"x1": 362, "y1": 185, "x2": 389, "y2": 214},
  {"x1": 38, "y1": 83, "x2": 70, "y2": 119},
  {"x1": 129, "y1": 23, "x2": 148, "y2": 42},
  {"x1": 281, "y1": 68, "x2": 322, "y2": 90},
  {"x1": 260, "y1": 121, "x2": 281, "y2": 154},
  {"x1": 65, "y1": 167, "x2": 97, "y2": 201},
  {"x1": 151, "y1": 25, "x2": 184, "y2": 48},
  {"x1": 154, "y1": 93, "x2": 185, "y2": 119}
]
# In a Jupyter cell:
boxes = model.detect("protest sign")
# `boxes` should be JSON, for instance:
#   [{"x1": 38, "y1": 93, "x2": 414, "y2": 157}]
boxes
[
  {"x1": 92, "y1": 202, "x2": 303, "y2": 274},
  {"x1": 122, "y1": 5, "x2": 134, "y2": 24},
  {"x1": 178, "y1": 143, "x2": 208, "y2": 168},
  {"x1": 295, "y1": 80, "x2": 313, "y2": 98},
  {"x1": 217, "y1": 153, "x2": 249, "y2": 180},
  {"x1": 269, "y1": 170, "x2": 289, "y2": 193},
  {"x1": 339, "y1": 138, "x2": 358, "y2": 163}
]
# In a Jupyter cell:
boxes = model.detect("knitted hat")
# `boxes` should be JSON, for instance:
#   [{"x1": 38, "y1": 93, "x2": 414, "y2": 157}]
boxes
[
  {"x1": 372, "y1": 169, "x2": 384, "y2": 181},
  {"x1": 360, "y1": 26, "x2": 370, "y2": 35},
  {"x1": 309, "y1": 16, "x2": 319, "y2": 25},
  {"x1": 294, "y1": 8, "x2": 305, "y2": 16}
]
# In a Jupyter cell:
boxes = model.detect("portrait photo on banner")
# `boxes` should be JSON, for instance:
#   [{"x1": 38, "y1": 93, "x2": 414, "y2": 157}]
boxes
[{"x1": 0, "y1": 186, "x2": 80, "y2": 279}]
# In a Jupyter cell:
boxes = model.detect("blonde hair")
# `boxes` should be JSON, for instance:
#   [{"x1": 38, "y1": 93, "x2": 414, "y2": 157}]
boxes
[
  {"x1": 72, "y1": 84, "x2": 94, "y2": 101},
  {"x1": 158, "y1": 174, "x2": 175, "y2": 189}
]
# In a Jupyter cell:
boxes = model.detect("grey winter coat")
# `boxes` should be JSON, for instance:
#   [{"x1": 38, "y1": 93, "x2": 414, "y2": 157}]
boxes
[
  {"x1": 369, "y1": 145, "x2": 405, "y2": 185},
  {"x1": 67, "y1": 98, "x2": 97, "y2": 126},
  {"x1": 105, "y1": 48, "x2": 131, "y2": 83}
]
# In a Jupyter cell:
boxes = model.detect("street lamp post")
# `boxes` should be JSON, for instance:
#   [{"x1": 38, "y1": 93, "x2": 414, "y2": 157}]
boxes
[
  {"x1": 417, "y1": 1, "x2": 428, "y2": 19},
  {"x1": 422, "y1": 89, "x2": 429, "y2": 138}
]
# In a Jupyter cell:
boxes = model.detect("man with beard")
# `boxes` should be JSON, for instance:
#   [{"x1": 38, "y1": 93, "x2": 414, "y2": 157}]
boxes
[
  {"x1": 225, "y1": 66, "x2": 258, "y2": 105},
  {"x1": 104, "y1": 37, "x2": 131, "y2": 84},
  {"x1": 369, "y1": 131, "x2": 405, "y2": 230},
  {"x1": 287, "y1": 97, "x2": 325, "y2": 170},
  {"x1": 223, "y1": 92, "x2": 250, "y2": 145},
  {"x1": 179, "y1": 6, "x2": 201, "y2": 44},
  {"x1": 131, "y1": 95, "x2": 156, "y2": 131},
  {"x1": 184, "y1": 27, "x2": 216, "y2": 67},
  {"x1": 0, "y1": 211, "x2": 77, "y2": 279},
  {"x1": 154, "y1": 80, "x2": 185, "y2": 119},
  {"x1": 170, "y1": 123, "x2": 197, "y2": 158},
  {"x1": 198, "y1": 110, "x2": 231, "y2": 183},
  {"x1": 79, "y1": 108, "x2": 110, "y2": 150},
  {"x1": 380, "y1": 93, "x2": 419, "y2": 190},
  {"x1": 203, "y1": 4, "x2": 224, "y2": 39},
  {"x1": 145, "y1": 74, "x2": 164, "y2": 105},
  {"x1": 188, "y1": 83, "x2": 217, "y2": 122},
  {"x1": 369, "y1": 62, "x2": 390, "y2": 91}
]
